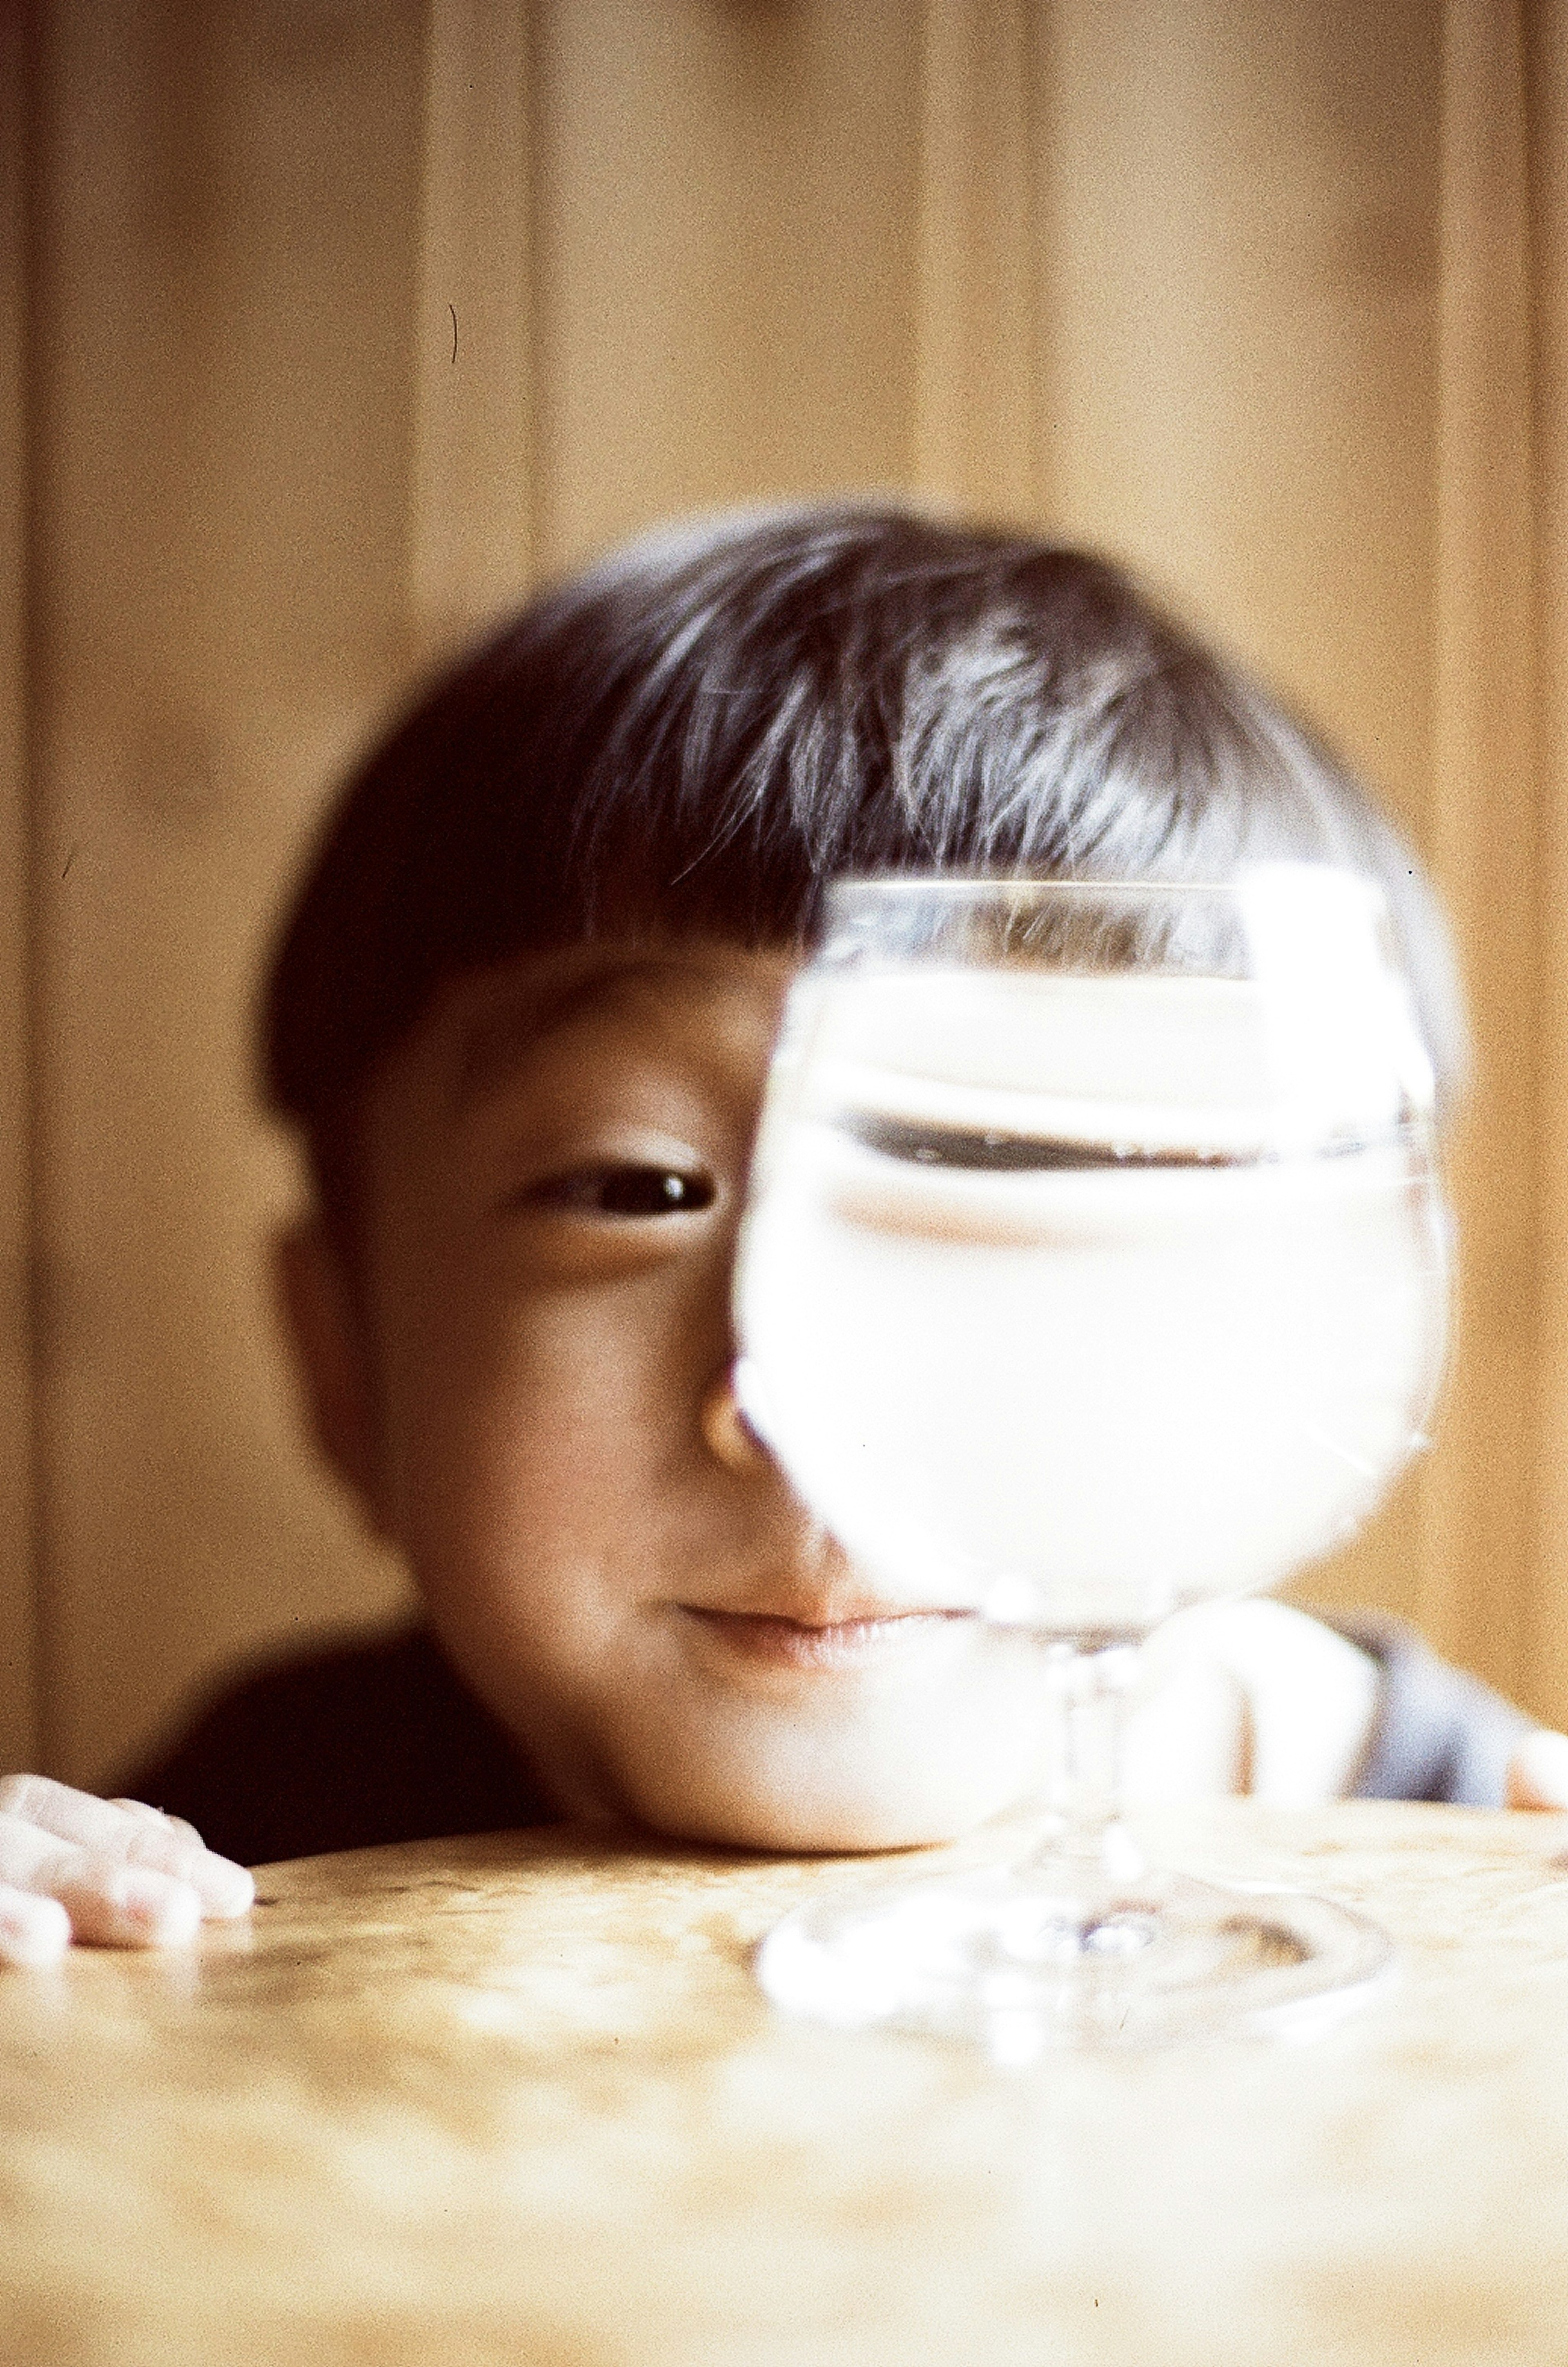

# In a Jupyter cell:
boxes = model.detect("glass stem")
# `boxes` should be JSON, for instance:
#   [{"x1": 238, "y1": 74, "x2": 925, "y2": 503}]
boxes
[{"x1": 1024, "y1": 1638, "x2": 1144, "y2": 1883}]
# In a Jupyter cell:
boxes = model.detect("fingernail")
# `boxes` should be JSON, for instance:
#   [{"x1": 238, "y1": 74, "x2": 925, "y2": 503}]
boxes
[
  {"x1": 109, "y1": 1872, "x2": 201, "y2": 1944},
  {"x1": 201, "y1": 1859, "x2": 255, "y2": 1918},
  {"x1": 0, "y1": 1895, "x2": 70, "y2": 1967}
]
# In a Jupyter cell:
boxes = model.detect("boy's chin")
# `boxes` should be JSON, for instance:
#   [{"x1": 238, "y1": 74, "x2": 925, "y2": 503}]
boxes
[{"x1": 613, "y1": 1741, "x2": 1044, "y2": 1856}]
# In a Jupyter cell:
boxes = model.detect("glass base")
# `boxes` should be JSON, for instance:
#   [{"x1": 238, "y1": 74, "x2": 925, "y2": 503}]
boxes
[{"x1": 755, "y1": 1860, "x2": 1394, "y2": 2061}]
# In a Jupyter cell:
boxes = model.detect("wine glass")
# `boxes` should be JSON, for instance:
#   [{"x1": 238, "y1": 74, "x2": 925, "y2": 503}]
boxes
[{"x1": 735, "y1": 870, "x2": 1449, "y2": 2055}]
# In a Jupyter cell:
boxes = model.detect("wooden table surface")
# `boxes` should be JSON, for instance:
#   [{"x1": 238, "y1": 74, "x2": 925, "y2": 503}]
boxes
[{"x1": 2, "y1": 1800, "x2": 1568, "y2": 2365}]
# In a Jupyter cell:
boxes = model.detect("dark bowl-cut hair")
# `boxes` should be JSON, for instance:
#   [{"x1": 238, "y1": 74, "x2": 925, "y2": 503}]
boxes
[{"x1": 263, "y1": 502, "x2": 1461, "y2": 1224}]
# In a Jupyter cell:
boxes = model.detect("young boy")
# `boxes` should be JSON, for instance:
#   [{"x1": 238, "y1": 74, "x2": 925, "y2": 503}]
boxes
[{"x1": 2, "y1": 504, "x2": 1563, "y2": 1966}]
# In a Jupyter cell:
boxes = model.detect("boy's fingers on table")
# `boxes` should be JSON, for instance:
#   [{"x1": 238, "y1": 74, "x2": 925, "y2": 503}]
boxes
[
  {"x1": 1506, "y1": 1730, "x2": 1568, "y2": 1810},
  {"x1": 0, "y1": 1819, "x2": 205, "y2": 1949},
  {"x1": 119, "y1": 1823, "x2": 253, "y2": 1915},
  {"x1": 0, "y1": 1776, "x2": 254, "y2": 1920},
  {"x1": 48, "y1": 1861, "x2": 205, "y2": 1950},
  {"x1": 108, "y1": 1799, "x2": 207, "y2": 1850}
]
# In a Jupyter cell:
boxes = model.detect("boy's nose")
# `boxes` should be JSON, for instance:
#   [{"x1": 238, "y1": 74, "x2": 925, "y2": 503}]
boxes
[{"x1": 700, "y1": 1363, "x2": 771, "y2": 1474}]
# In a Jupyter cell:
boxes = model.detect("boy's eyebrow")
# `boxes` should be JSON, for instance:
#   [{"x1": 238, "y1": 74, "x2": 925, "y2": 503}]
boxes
[{"x1": 452, "y1": 955, "x2": 705, "y2": 1112}]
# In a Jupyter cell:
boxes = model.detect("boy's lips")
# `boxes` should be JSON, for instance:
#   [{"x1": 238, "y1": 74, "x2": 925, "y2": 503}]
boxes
[{"x1": 677, "y1": 1604, "x2": 973, "y2": 1670}]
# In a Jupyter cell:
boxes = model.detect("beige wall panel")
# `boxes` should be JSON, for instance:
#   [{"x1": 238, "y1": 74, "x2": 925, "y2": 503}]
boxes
[
  {"x1": 411, "y1": 0, "x2": 535, "y2": 654},
  {"x1": 1036, "y1": 0, "x2": 1441, "y2": 821},
  {"x1": 33, "y1": 2, "x2": 423, "y2": 1785},
  {"x1": 1035, "y1": 0, "x2": 1445, "y2": 1634},
  {"x1": 0, "y1": 4, "x2": 38, "y2": 1772},
  {"x1": 1530, "y1": 0, "x2": 1568, "y2": 1729},
  {"x1": 532, "y1": 0, "x2": 923, "y2": 575},
  {"x1": 1426, "y1": 0, "x2": 1538, "y2": 1702},
  {"x1": 914, "y1": 0, "x2": 1040, "y2": 521}
]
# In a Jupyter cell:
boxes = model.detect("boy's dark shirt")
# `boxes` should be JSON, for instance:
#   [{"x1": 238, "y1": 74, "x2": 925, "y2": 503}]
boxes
[
  {"x1": 122, "y1": 1627, "x2": 554, "y2": 1867},
  {"x1": 121, "y1": 1613, "x2": 1532, "y2": 1869}
]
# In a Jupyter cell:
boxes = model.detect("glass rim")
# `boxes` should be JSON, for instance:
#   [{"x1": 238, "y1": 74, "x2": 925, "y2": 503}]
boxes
[
  {"x1": 827, "y1": 872, "x2": 1270, "y2": 904},
  {"x1": 821, "y1": 867, "x2": 1390, "y2": 921}
]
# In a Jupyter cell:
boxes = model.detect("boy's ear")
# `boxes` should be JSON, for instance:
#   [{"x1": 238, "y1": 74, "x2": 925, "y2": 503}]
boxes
[{"x1": 272, "y1": 1219, "x2": 388, "y2": 1536}]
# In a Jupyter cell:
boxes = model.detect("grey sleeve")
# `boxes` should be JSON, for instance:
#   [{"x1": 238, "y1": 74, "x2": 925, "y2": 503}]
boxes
[{"x1": 1319, "y1": 1612, "x2": 1531, "y2": 1807}]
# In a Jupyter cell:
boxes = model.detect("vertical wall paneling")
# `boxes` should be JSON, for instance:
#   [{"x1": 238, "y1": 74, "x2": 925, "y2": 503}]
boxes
[
  {"x1": 1035, "y1": 2, "x2": 1443, "y2": 825},
  {"x1": 0, "y1": 7, "x2": 38, "y2": 1773},
  {"x1": 410, "y1": 0, "x2": 536, "y2": 659},
  {"x1": 35, "y1": 5, "x2": 423, "y2": 1786},
  {"x1": 913, "y1": 0, "x2": 1040, "y2": 522},
  {"x1": 1529, "y1": 0, "x2": 1568, "y2": 1730},
  {"x1": 1424, "y1": 0, "x2": 1539, "y2": 1700},
  {"x1": 531, "y1": 0, "x2": 922, "y2": 576}
]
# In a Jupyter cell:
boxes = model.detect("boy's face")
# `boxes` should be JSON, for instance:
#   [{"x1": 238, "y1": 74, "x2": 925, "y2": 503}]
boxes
[{"x1": 292, "y1": 943, "x2": 1052, "y2": 1850}]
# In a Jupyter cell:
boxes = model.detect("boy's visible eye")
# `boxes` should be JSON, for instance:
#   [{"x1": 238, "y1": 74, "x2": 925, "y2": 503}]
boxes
[{"x1": 514, "y1": 1163, "x2": 718, "y2": 1217}]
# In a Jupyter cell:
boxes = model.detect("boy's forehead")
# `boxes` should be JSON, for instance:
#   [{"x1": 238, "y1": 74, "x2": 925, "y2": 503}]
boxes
[{"x1": 408, "y1": 941, "x2": 801, "y2": 1111}]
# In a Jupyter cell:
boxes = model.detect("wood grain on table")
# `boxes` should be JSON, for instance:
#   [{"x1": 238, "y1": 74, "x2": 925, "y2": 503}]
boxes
[{"x1": 1, "y1": 1801, "x2": 1566, "y2": 2366}]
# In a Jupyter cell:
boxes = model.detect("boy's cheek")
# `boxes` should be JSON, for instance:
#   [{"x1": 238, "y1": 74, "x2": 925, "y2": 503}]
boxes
[
  {"x1": 378, "y1": 1280, "x2": 725, "y2": 1583},
  {"x1": 485, "y1": 1286, "x2": 713, "y2": 1498}
]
